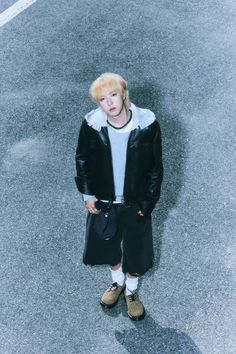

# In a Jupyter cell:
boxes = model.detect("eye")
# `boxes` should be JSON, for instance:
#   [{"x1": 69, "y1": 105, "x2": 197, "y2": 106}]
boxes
[
  {"x1": 112, "y1": 92, "x2": 117, "y2": 96},
  {"x1": 99, "y1": 97, "x2": 105, "y2": 101}
]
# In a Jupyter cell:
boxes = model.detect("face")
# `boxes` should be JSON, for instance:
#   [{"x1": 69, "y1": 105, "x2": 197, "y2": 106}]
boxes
[{"x1": 98, "y1": 90, "x2": 125, "y2": 118}]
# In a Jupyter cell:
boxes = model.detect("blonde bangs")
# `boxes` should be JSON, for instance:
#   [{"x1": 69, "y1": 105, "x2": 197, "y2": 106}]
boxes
[{"x1": 90, "y1": 78, "x2": 122, "y2": 101}]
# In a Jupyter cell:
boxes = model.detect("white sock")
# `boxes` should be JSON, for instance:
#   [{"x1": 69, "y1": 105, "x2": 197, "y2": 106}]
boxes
[
  {"x1": 109, "y1": 266, "x2": 125, "y2": 286},
  {"x1": 125, "y1": 276, "x2": 139, "y2": 296}
]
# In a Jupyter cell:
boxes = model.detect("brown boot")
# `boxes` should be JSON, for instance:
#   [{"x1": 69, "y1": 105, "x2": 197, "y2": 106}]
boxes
[
  {"x1": 124, "y1": 292, "x2": 145, "y2": 320},
  {"x1": 100, "y1": 282, "x2": 125, "y2": 308}
]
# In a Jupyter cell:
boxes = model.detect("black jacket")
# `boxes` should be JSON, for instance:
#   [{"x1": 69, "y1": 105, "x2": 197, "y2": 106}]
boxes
[{"x1": 75, "y1": 104, "x2": 163, "y2": 215}]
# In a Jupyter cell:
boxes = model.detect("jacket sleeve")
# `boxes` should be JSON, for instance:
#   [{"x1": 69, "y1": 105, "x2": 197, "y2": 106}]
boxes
[
  {"x1": 141, "y1": 121, "x2": 163, "y2": 216},
  {"x1": 74, "y1": 120, "x2": 95, "y2": 195}
]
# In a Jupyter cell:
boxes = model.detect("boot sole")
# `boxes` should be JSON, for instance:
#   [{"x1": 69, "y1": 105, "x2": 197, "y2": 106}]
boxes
[
  {"x1": 100, "y1": 286, "x2": 125, "y2": 309},
  {"x1": 100, "y1": 298, "x2": 119, "y2": 309},
  {"x1": 128, "y1": 308, "x2": 146, "y2": 321}
]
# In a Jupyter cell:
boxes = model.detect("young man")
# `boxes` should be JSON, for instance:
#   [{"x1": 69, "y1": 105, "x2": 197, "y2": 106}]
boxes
[{"x1": 75, "y1": 73, "x2": 163, "y2": 321}]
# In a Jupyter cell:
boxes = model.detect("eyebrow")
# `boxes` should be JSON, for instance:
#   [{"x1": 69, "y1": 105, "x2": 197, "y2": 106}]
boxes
[{"x1": 99, "y1": 90, "x2": 117, "y2": 98}]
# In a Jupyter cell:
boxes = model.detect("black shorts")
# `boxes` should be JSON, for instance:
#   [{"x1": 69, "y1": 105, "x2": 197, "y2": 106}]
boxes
[{"x1": 83, "y1": 203, "x2": 154, "y2": 275}]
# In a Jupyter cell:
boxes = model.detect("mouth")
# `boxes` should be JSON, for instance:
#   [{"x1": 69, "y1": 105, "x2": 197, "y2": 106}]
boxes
[{"x1": 109, "y1": 107, "x2": 116, "y2": 112}]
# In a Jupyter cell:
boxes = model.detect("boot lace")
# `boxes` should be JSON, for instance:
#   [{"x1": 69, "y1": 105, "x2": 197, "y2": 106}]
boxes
[
  {"x1": 108, "y1": 282, "x2": 118, "y2": 291},
  {"x1": 127, "y1": 292, "x2": 138, "y2": 302}
]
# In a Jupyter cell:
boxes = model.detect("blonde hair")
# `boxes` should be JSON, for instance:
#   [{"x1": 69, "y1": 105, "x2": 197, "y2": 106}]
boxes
[{"x1": 89, "y1": 72, "x2": 130, "y2": 110}]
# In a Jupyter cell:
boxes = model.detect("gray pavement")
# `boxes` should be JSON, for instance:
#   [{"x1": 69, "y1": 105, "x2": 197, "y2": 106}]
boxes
[{"x1": 0, "y1": 0, "x2": 235, "y2": 353}]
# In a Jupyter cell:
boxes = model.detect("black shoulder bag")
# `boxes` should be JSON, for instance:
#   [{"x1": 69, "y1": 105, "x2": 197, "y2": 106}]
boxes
[{"x1": 93, "y1": 200, "x2": 117, "y2": 241}]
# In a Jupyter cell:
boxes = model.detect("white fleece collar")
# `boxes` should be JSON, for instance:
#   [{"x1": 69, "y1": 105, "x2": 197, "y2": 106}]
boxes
[{"x1": 84, "y1": 103, "x2": 156, "y2": 132}]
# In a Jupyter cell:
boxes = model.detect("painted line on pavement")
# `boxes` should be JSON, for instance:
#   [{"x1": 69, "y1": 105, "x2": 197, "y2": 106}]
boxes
[{"x1": 0, "y1": 0, "x2": 38, "y2": 27}]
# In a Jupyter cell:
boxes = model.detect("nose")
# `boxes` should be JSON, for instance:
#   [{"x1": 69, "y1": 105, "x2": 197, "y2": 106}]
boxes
[{"x1": 106, "y1": 96, "x2": 112, "y2": 106}]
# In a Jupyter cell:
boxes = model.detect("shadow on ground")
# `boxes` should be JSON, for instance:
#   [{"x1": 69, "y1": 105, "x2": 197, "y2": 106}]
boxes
[{"x1": 115, "y1": 313, "x2": 202, "y2": 354}]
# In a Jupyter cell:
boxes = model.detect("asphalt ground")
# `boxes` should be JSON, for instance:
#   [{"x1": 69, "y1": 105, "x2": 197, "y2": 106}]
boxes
[{"x1": 0, "y1": 1, "x2": 235, "y2": 353}]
